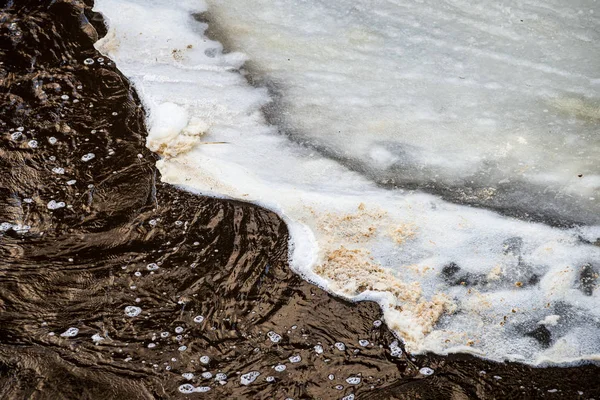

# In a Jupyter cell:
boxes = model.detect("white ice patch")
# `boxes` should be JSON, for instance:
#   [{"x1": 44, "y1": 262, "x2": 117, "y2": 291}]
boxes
[{"x1": 94, "y1": 0, "x2": 600, "y2": 365}]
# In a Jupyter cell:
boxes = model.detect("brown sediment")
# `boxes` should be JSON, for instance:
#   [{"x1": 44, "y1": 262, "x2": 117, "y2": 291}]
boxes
[{"x1": 0, "y1": 1, "x2": 598, "y2": 399}]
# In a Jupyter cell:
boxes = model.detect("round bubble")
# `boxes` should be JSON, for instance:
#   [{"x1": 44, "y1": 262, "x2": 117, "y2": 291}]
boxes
[
  {"x1": 47, "y1": 200, "x2": 65, "y2": 210},
  {"x1": 60, "y1": 327, "x2": 79, "y2": 337},
  {"x1": 389, "y1": 340, "x2": 403, "y2": 357},
  {"x1": 267, "y1": 331, "x2": 282, "y2": 343},
  {"x1": 81, "y1": 153, "x2": 95, "y2": 162},
  {"x1": 240, "y1": 371, "x2": 260, "y2": 385},
  {"x1": 124, "y1": 306, "x2": 142, "y2": 317},
  {"x1": 146, "y1": 263, "x2": 159, "y2": 271},
  {"x1": 214, "y1": 373, "x2": 227, "y2": 381},
  {"x1": 289, "y1": 355, "x2": 301, "y2": 363},
  {"x1": 178, "y1": 384, "x2": 195, "y2": 394}
]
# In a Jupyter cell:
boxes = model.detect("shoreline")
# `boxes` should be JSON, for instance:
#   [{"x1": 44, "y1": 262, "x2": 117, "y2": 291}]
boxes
[{"x1": 0, "y1": 0, "x2": 598, "y2": 398}]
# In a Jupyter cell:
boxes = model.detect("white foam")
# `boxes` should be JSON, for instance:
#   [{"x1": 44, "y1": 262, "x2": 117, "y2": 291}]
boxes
[{"x1": 94, "y1": 0, "x2": 600, "y2": 364}]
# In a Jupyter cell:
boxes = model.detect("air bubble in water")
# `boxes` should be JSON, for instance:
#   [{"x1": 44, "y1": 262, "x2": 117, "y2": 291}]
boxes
[
  {"x1": 52, "y1": 167, "x2": 65, "y2": 174},
  {"x1": 61, "y1": 95, "x2": 69, "y2": 100},
  {"x1": 314, "y1": 344, "x2": 323, "y2": 354},
  {"x1": 214, "y1": 373, "x2": 227, "y2": 381},
  {"x1": 178, "y1": 384, "x2": 195, "y2": 394},
  {"x1": 274, "y1": 364, "x2": 286, "y2": 372},
  {"x1": 182, "y1": 373, "x2": 194, "y2": 380},
  {"x1": 175, "y1": 326, "x2": 184, "y2": 333},
  {"x1": 146, "y1": 263, "x2": 159, "y2": 271},
  {"x1": 359, "y1": 340, "x2": 369, "y2": 347},
  {"x1": 346, "y1": 376, "x2": 361, "y2": 385},
  {"x1": 342, "y1": 394, "x2": 355, "y2": 400},
  {"x1": 91, "y1": 333, "x2": 104, "y2": 343},
  {"x1": 193, "y1": 315, "x2": 204, "y2": 323},
  {"x1": 201, "y1": 372, "x2": 212, "y2": 379},
  {"x1": 328, "y1": 374, "x2": 335, "y2": 380},
  {"x1": 178, "y1": 345, "x2": 187, "y2": 352},
  {"x1": 60, "y1": 327, "x2": 79, "y2": 337},
  {"x1": 199, "y1": 355, "x2": 210, "y2": 364},
  {"x1": 335, "y1": 342, "x2": 346, "y2": 351},
  {"x1": 419, "y1": 367, "x2": 434, "y2": 376},
  {"x1": 266, "y1": 376, "x2": 275, "y2": 383},
  {"x1": 240, "y1": 371, "x2": 260, "y2": 385},
  {"x1": 47, "y1": 200, "x2": 65, "y2": 210},
  {"x1": 160, "y1": 331, "x2": 169, "y2": 338},
  {"x1": 389, "y1": 340, "x2": 403, "y2": 357},
  {"x1": 10, "y1": 132, "x2": 22, "y2": 140},
  {"x1": 124, "y1": 306, "x2": 142, "y2": 317},
  {"x1": 267, "y1": 331, "x2": 282, "y2": 343},
  {"x1": 289, "y1": 355, "x2": 301, "y2": 363},
  {"x1": 83, "y1": 58, "x2": 94, "y2": 65},
  {"x1": 81, "y1": 153, "x2": 95, "y2": 162},
  {"x1": 66, "y1": 180, "x2": 76, "y2": 185},
  {"x1": 28, "y1": 140, "x2": 38, "y2": 148},
  {"x1": 373, "y1": 320, "x2": 382, "y2": 327}
]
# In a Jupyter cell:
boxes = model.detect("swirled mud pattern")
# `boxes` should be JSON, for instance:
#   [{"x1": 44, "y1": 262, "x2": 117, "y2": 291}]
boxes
[{"x1": 0, "y1": 1, "x2": 598, "y2": 399}]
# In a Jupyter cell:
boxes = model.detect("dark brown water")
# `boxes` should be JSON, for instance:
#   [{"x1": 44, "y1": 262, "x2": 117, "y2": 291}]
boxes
[{"x1": 0, "y1": 1, "x2": 599, "y2": 399}]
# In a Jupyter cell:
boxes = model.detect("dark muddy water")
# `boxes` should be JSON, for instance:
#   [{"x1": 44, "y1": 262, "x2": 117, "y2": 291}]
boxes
[{"x1": 0, "y1": 1, "x2": 599, "y2": 399}]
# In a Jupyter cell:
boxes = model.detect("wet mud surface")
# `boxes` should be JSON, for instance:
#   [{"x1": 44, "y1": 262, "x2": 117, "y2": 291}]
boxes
[{"x1": 0, "y1": 1, "x2": 599, "y2": 399}]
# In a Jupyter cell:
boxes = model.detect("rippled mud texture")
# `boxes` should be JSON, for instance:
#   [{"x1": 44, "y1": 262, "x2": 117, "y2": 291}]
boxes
[{"x1": 0, "y1": 1, "x2": 599, "y2": 399}]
